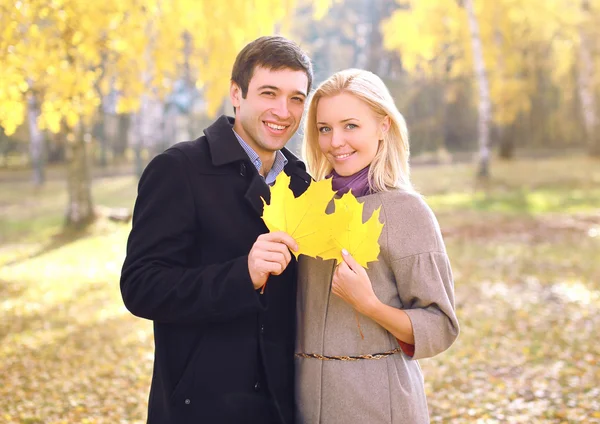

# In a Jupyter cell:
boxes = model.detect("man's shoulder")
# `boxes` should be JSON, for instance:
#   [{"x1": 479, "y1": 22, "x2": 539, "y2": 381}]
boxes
[
  {"x1": 170, "y1": 134, "x2": 208, "y2": 153},
  {"x1": 165, "y1": 136, "x2": 211, "y2": 167}
]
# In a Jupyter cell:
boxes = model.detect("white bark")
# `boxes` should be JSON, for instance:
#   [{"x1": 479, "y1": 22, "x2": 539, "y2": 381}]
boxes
[
  {"x1": 464, "y1": 0, "x2": 492, "y2": 177},
  {"x1": 27, "y1": 94, "x2": 45, "y2": 186},
  {"x1": 577, "y1": 5, "x2": 599, "y2": 155}
]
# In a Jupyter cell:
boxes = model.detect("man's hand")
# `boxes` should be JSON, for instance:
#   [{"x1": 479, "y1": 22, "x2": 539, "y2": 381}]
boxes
[{"x1": 248, "y1": 232, "x2": 298, "y2": 290}]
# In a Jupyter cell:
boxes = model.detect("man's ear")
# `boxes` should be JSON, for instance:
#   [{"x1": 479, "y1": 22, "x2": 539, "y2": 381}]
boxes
[{"x1": 230, "y1": 82, "x2": 241, "y2": 110}]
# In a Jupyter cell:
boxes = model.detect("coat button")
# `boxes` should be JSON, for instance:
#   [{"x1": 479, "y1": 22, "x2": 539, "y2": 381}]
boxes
[
  {"x1": 260, "y1": 324, "x2": 265, "y2": 334},
  {"x1": 184, "y1": 399, "x2": 191, "y2": 405},
  {"x1": 240, "y1": 163, "x2": 246, "y2": 176},
  {"x1": 254, "y1": 381, "x2": 261, "y2": 391}
]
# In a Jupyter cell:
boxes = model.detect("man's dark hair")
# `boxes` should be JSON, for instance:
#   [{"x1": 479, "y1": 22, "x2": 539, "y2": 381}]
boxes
[{"x1": 231, "y1": 36, "x2": 313, "y2": 101}]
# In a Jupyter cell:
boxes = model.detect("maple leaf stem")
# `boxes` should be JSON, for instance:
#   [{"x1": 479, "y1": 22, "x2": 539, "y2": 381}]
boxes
[
  {"x1": 354, "y1": 310, "x2": 365, "y2": 340},
  {"x1": 260, "y1": 276, "x2": 269, "y2": 295}
]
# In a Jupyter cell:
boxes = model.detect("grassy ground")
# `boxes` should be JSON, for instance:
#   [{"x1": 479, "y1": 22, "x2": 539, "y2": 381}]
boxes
[{"x1": 1, "y1": 155, "x2": 599, "y2": 423}]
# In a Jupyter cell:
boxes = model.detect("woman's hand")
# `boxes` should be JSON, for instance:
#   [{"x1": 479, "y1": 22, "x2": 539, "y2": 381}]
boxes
[{"x1": 331, "y1": 249, "x2": 381, "y2": 315}]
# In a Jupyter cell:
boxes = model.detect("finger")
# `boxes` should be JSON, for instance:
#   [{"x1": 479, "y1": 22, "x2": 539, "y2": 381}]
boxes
[
  {"x1": 332, "y1": 270, "x2": 339, "y2": 285},
  {"x1": 266, "y1": 241, "x2": 292, "y2": 264},
  {"x1": 253, "y1": 240, "x2": 292, "y2": 264},
  {"x1": 337, "y1": 260, "x2": 353, "y2": 278},
  {"x1": 341, "y1": 249, "x2": 360, "y2": 273},
  {"x1": 256, "y1": 250, "x2": 288, "y2": 266},
  {"x1": 333, "y1": 264, "x2": 344, "y2": 281},
  {"x1": 258, "y1": 259, "x2": 286, "y2": 276},
  {"x1": 331, "y1": 280, "x2": 339, "y2": 295},
  {"x1": 262, "y1": 231, "x2": 299, "y2": 252},
  {"x1": 258, "y1": 251, "x2": 289, "y2": 274}
]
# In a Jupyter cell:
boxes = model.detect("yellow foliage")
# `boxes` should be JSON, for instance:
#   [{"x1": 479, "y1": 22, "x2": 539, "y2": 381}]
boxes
[
  {"x1": 0, "y1": 0, "x2": 333, "y2": 135},
  {"x1": 319, "y1": 194, "x2": 384, "y2": 268},
  {"x1": 382, "y1": 0, "x2": 599, "y2": 127},
  {"x1": 262, "y1": 173, "x2": 340, "y2": 259},
  {"x1": 263, "y1": 173, "x2": 384, "y2": 268}
]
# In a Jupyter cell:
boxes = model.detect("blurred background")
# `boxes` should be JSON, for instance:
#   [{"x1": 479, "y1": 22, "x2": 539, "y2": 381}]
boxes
[{"x1": 1, "y1": 0, "x2": 599, "y2": 423}]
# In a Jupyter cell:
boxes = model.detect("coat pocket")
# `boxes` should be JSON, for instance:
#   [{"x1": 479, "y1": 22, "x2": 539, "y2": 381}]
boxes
[{"x1": 169, "y1": 335, "x2": 205, "y2": 405}]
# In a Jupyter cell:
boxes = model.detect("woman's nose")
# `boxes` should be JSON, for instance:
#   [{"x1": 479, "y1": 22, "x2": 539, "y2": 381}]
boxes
[{"x1": 330, "y1": 131, "x2": 345, "y2": 148}]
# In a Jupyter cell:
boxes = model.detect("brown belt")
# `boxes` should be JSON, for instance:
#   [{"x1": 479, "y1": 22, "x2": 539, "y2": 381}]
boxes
[{"x1": 295, "y1": 347, "x2": 403, "y2": 361}]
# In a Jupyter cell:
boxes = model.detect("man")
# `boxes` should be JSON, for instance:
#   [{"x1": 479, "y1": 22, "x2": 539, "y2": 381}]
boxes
[{"x1": 120, "y1": 36, "x2": 313, "y2": 424}]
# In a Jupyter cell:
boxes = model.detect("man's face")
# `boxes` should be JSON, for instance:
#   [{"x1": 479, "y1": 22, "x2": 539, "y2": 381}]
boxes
[{"x1": 230, "y1": 66, "x2": 309, "y2": 157}]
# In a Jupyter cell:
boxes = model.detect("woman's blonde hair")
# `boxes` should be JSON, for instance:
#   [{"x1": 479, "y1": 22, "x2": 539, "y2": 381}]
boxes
[{"x1": 302, "y1": 68, "x2": 413, "y2": 193}]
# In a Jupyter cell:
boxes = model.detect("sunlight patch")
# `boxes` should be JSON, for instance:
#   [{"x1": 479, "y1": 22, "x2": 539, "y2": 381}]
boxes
[{"x1": 550, "y1": 281, "x2": 599, "y2": 305}]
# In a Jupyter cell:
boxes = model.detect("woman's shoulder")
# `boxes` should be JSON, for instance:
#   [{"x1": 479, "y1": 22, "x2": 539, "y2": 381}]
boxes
[
  {"x1": 370, "y1": 189, "x2": 445, "y2": 258},
  {"x1": 372, "y1": 189, "x2": 436, "y2": 222}
]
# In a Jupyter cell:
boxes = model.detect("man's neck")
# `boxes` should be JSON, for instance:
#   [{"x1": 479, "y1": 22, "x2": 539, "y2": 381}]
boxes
[
  {"x1": 231, "y1": 123, "x2": 279, "y2": 177},
  {"x1": 259, "y1": 154, "x2": 276, "y2": 177}
]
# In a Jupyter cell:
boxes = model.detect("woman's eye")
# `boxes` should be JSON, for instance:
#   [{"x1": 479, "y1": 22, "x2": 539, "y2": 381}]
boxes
[
  {"x1": 318, "y1": 127, "x2": 331, "y2": 134},
  {"x1": 346, "y1": 123, "x2": 357, "y2": 130}
]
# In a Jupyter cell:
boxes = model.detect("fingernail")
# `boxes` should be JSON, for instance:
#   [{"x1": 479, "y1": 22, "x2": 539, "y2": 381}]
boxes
[{"x1": 342, "y1": 248, "x2": 349, "y2": 256}]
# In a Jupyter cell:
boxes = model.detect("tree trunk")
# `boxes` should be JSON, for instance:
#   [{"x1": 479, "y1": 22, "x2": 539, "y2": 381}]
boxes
[
  {"x1": 27, "y1": 94, "x2": 45, "y2": 186},
  {"x1": 577, "y1": 3, "x2": 600, "y2": 157},
  {"x1": 96, "y1": 108, "x2": 108, "y2": 167},
  {"x1": 112, "y1": 113, "x2": 130, "y2": 161},
  {"x1": 132, "y1": 113, "x2": 145, "y2": 178},
  {"x1": 366, "y1": 0, "x2": 383, "y2": 74},
  {"x1": 498, "y1": 125, "x2": 516, "y2": 159},
  {"x1": 156, "y1": 104, "x2": 172, "y2": 156},
  {"x1": 65, "y1": 124, "x2": 94, "y2": 228},
  {"x1": 464, "y1": 0, "x2": 492, "y2": 178}
]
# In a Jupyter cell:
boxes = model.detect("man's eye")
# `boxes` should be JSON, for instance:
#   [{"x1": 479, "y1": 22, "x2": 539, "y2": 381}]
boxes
[
  {"x1": 262, "y1": 92, "x2": 275, "y2": 96},
  {"x1": 292, "y1": 97, "x2": 305, "y2": 103}
]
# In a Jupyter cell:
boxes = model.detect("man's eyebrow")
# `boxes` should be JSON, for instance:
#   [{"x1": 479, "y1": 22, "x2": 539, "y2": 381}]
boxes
[
  {"x1": 257, "y1": 85, "x2": 307, "y2": 97},
  {"x1": 257, "y1": 85, "x2": 280, "y2": 91}
]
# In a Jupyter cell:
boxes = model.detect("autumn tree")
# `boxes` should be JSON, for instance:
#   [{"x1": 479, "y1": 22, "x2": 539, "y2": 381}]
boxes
[
  {"x1": 0, "y1": 0, "x2": 331, "y2": 228},
  {"x1": 382, "y1": 0, "x2": 600, "y2": 166}
]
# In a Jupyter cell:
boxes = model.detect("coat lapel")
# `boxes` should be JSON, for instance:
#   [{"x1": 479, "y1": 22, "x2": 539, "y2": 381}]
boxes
[
  {"x1": 245, "y1": 172, "x2": 270, "y2": 217},
  {"x1": 204, "y1": 115, "x2": 270, "y2": 218},
  {"x1": 203, "y1": 115, "x2": 312, "y2": 218}
]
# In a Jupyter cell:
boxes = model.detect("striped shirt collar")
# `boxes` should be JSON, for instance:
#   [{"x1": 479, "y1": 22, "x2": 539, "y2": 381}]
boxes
[{"x1": 232, "y1": 129, "x2": 288, "y2": 186}]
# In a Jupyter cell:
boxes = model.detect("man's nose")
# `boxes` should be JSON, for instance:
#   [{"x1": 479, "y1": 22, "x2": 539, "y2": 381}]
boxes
[{"x1": 272, "y1": 98, "x2": 291, "y2": 120}]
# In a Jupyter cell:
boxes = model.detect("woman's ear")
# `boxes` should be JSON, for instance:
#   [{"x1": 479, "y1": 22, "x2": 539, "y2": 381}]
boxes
[
  {"x1": 380, "y1": 116, "x2": 391, "y2": 137},
  {"x1": 379, "y1": 115, "x2": 392, "y2": 140}
]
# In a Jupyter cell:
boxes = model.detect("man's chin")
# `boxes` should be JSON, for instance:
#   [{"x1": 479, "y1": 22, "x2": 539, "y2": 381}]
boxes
[{"x1": 263, "y1": 136, "x2": 292, "y2": 151}]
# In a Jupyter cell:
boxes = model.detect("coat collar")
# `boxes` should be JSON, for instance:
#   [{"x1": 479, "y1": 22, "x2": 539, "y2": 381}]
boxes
[
  {"x1": 203, "y1": 115, "x2": 311, "y2": 217},
  {"x1": 204, "y1": 115, "x2": 250, "y2": 167}
]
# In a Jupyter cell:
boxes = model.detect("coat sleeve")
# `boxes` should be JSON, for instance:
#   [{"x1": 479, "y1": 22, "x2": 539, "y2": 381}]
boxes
[
  {"x1": 391, "y1": 251, "x2": 459, "y2": 360},
  {"x1": 381, "y1": 192, "x2": 459, "y2": 360},
  {"x1": 120, "y1": 149, "x2": 264, "y2": 324}
]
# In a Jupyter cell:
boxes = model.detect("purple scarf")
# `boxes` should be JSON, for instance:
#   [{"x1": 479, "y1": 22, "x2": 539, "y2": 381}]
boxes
[{"x1": 328, "y1": 166, "x2": 373, "y2": 198}]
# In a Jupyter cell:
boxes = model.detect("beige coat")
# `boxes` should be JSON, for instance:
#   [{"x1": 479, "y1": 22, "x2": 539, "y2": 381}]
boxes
[{"x1": 295, "y1": 190, "x2": 459, "y2": 424}]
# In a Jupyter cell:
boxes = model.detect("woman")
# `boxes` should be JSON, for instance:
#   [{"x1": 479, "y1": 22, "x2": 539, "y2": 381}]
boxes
[{"x1": 295, "y1": 69, "x2": 459, "y2": 424}]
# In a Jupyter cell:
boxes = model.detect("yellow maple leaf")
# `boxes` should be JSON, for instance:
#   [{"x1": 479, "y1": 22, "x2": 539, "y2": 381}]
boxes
[
  {"x1": 263, "y1": 176, "x2": 384, "y2": 267},
  {"x1": 319, "y1": 192, "x2": 384, "y2": 268},
  {"x1": 262, "y1": 173, "x2": 338, "y2": 259}
]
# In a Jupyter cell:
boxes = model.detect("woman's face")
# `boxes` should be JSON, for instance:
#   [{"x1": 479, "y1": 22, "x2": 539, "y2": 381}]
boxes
[{"x1": 316, "y1": 93, "x2": 389, "y2": 176}]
